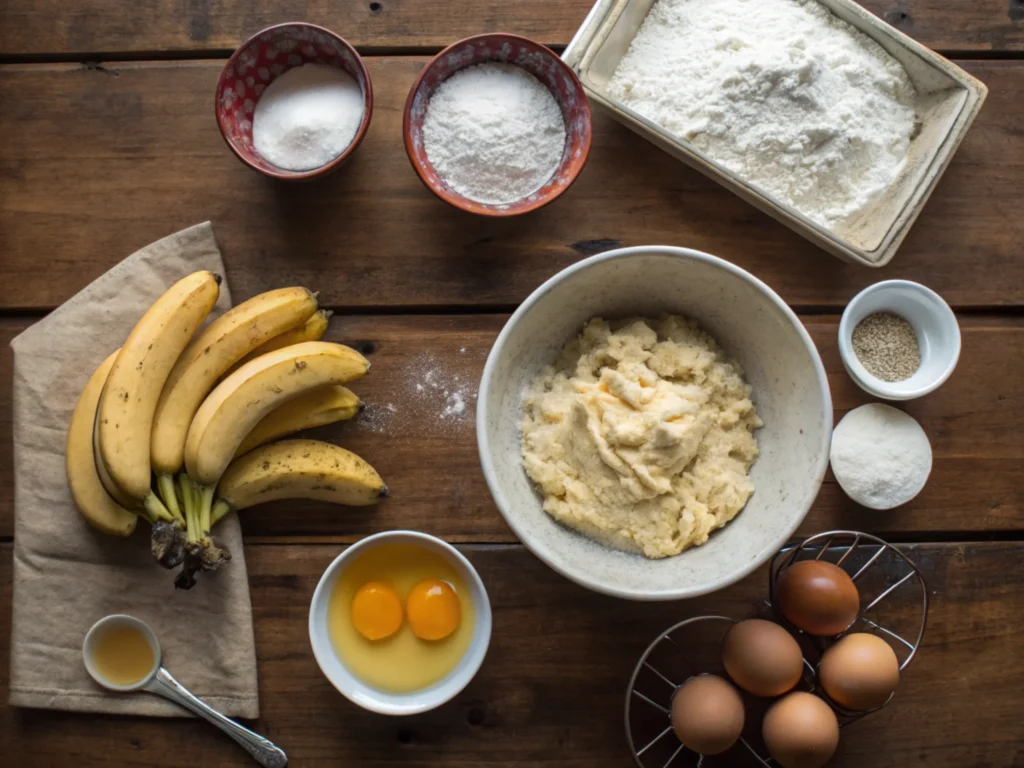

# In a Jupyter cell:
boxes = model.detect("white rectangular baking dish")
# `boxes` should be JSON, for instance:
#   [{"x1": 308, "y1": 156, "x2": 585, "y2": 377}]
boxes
[{"x1": 562, "y1": 0, "x2": 988, "y2": 267}]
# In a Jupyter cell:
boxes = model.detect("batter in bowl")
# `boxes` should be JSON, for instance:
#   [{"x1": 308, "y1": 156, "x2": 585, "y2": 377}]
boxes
[{"x1": 521, "y1": 317, "x2": 762, "y2": 559}]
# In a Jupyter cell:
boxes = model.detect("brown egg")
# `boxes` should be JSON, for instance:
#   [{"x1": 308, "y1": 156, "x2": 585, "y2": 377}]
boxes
[
  {"x1": 670, "y1": 674, "x2": 745, "y2": 755},
  {"x1": 722, "y1": 619, "x2": 804, "y2": 697},
  {"x1": 776, "y1": 560, "x2": 860, "y2": 636},
  {"x1": 763, "y1": 691, "x2": 840, "y2": 768},
  {"x1": 819, "y1": 632, "x2": 900, "y2": 710}
]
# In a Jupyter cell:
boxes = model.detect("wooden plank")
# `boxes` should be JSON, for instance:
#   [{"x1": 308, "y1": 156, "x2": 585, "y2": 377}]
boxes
[
  {"x1": 1, "y1": 541, "x2": 1021, "y2": 766},
  {"x1": 0, "y1": 59, "x2": 1021, "y2": 312},
  {"x1": 2, "y1": 314, "x2": 1021, "y2": 540},
  {"x1": 0, "y1": 321, "x2": 13, "y2": 537},
  {"x1": 0, "y1": 0, "x2": 1020, "y2": 56}
]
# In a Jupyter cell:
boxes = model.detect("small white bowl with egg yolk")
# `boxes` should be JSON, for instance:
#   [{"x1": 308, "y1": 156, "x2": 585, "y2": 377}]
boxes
[{"x1": 309, "y1": 530, "x2": 492, "y2": 715}]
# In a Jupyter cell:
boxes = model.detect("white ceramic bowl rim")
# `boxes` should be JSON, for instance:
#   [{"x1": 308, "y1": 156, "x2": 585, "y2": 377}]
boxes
[
  {"x1": 307, "y1": 530, "x2": 492, "y2": 715},
  {"x1": 837, "y1": 279, "x2": 961, "y2": 400},
  {"x1": 477, "y1": 245, "x2": 833, "y2": 600}
]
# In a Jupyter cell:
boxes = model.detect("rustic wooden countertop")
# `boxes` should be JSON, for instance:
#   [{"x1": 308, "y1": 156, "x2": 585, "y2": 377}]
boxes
[{"x1": 1, "y1": 1, "x2": 1022, "y2": 765}]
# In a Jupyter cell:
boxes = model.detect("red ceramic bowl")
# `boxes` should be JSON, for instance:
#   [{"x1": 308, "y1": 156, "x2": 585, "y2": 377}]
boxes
[
  {"x1": 403, "y1": 33, "x2": 593, "y2": 216},
  {"x1": 215, "y1": 22, "x2": 373, "y2": 180}
]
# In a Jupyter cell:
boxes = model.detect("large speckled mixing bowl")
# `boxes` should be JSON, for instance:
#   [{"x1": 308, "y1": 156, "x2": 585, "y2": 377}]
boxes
[{"x1": 477, "y1": 246, "x2": 832, "y2": 601}]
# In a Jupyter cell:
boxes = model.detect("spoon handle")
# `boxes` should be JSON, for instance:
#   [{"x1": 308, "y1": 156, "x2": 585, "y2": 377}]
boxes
[{"x1": 146, "y1": 667, "x2": 288, "y2": 768}]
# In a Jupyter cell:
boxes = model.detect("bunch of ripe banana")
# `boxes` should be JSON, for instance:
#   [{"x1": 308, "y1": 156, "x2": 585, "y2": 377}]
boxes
[{"x1": 66, "y1": 271, "x2": 387, "y2": 589}]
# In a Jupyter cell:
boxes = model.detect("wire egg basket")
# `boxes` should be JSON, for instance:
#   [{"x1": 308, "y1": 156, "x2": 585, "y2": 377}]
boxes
[{"x1": 625, "y1": 531, "x2": 929, "y2": 767}]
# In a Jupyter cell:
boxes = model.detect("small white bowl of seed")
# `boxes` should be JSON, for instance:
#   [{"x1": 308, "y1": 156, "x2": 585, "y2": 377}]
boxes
[{"x1": 838, "y1": 280, "x2": 960, "y2": 401}]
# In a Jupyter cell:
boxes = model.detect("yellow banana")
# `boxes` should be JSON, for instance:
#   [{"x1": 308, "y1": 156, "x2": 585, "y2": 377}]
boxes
[
  {"x1": 184, "y1": 341, "x2": 369, "y2": 486},
  {"x1": 92, "y1": 412, "x2": 141, "y2": 511},
  {"x1": 234, "y1": 385, "x2": 362, "y2": 458},
  {"x1": 93, "y1": 401, "x2": 180, "y2": 527},
  {"x1": 151, "y1": 286, "x2": 317, "y2": 476},
  {"x1": 66, "y1": 351, "x2": 138, "y2": 536},
  {"x1": 98, "y1": 271, "x2": 220, "y2": 499},
  {"x1": 224, "y1": 308, "x2": 332, "y2": 377},
  {"x1": 214, "y1": 439, "x2": 387, "y2": 521}
]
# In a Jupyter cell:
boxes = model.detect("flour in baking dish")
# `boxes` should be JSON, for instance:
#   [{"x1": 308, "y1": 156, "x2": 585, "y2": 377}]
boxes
[{"x1": 608, "y1": 0, "x2": 918, "y2": 228}]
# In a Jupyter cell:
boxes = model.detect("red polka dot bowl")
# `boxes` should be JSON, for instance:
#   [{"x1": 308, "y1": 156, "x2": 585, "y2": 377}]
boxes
[
  {"x1": 216, "y1": 22, "x2": 373, "y2": 180},
  {"x1": 403, "y1": 33, "x2": 593, "y2": 217}
]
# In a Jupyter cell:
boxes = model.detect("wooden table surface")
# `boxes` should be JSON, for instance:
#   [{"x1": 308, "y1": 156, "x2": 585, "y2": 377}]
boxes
[{"x1": 1, "y1": 2, "x2": 1022, "y2": 766}]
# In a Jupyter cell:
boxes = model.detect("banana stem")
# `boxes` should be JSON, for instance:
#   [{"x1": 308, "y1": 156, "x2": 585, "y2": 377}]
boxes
[
  {"x1": 188, "y1": 476, "x2": 199, "y2": 518},
  {"x1": 142, "y1": 492, "x2": 175, "y2": 524},
  {"x1": 198, "y1": 485, "x2": 215, "y2": 536},
  {"x1": 136, "y1": 504, "x2": 156, "y2": 526},
  {"x1": 156, "y1": 473, "x2": 184, "y2": 525},
  {"x1": 175, "y1": 478, "x2": 230, "y2": 589},
  {"x1": 178, "y1": 474, "x2": 198, "y2": 542},
  {"x1": 211, "y1": 498, "x2": 233, "y2": 526}
]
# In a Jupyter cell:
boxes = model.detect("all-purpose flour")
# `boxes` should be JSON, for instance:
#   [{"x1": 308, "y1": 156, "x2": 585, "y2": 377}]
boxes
[
  {"x1": 422, "y1": 63, "x2": 567, "y2": 205},
  {"x1": 608, "y1": 0, "x2": 918, "y2": 229}
]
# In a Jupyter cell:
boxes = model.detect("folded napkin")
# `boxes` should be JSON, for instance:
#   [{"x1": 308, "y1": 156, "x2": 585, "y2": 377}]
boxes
[{"x1": 9, "y1": 222, "x2": 259, "y2": 717}]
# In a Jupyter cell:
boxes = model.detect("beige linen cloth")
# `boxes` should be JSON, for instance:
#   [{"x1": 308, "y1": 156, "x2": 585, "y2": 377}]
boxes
[{"x1": 9, "y1": 222, "x2": 259, "y2": 717}]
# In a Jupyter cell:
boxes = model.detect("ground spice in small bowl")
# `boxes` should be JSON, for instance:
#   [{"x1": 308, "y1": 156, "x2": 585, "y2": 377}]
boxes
[{"x1": 852, "y1": 312, "x2": 921, "y2": 382}]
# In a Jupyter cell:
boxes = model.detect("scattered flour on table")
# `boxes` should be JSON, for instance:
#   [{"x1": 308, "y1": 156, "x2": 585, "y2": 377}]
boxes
[
  {"x1": 607, "y1": 0, "x2": 918, "y2": 229},
  {"x1": 442, "y1": 392, "x2": 466, "y2": 418},
  {"x1": 359, "y1": 352, "x2": 477, "y2": 437},
  {"x1": 422, "y1": 62, "x2": 567, "y2": 205},
  {"x1": 252, "y1": 63, "x2": 364, "y2": 171}
]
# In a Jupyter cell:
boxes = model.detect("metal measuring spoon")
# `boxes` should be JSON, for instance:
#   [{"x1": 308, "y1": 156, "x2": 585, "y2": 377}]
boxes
[{"x1": 83, "y1": 614, "x2": 287, "y2": 768}]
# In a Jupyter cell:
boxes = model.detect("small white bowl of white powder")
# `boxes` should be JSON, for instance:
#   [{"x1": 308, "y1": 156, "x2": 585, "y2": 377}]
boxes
[
  {"x1": 403, "y1": 34, "x2": 593, "y2": 216},
  {"x1": 216, "y1": 23, "x2": 372, "y2": 179}
]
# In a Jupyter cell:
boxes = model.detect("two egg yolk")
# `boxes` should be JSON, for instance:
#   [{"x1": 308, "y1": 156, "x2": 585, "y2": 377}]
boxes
[{"x1": 350, "y1": 579, "x2": 461, "y2": 642}]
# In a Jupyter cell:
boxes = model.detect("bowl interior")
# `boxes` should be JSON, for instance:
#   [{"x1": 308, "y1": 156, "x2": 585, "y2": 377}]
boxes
[
  {"x1": 308, "y1": 531, "x2": 492, "y2": 715},
  {"x1": 478, "y1": 247, "x2": 832, "y2": 600},
  {"x1": 82, "y1": 614, "x2": 161, "y2": 691},
  {"x1": 217, "y1": 23, "x2": 371, "y2": 178},
  {"x1": 405, "y1": 33, "x2": 592, "y2": 215},
  {"x1": 839, "y1": 281, "x2": 960, "y2": 399}
]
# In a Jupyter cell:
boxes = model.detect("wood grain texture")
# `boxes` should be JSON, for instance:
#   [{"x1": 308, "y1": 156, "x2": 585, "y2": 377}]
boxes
[
  {"x1": 0, "y1": 320, "x2": 12, "y2": 536},
  {"x1": 0, "y1": 0, "x2": 1021, "y2": 56},
  {"x1": 3, "y1": 314, "x2": 1021, "y2": 540},
  {"x1": 1, "y1": 0, "x2": 1021, "y2": 762},
  {"x1": 1, "y1": 541, "x2": 1022, "y2": 766},
  {"x1": 0, "y1": 59, "x2": 1021, "y2": 312}
]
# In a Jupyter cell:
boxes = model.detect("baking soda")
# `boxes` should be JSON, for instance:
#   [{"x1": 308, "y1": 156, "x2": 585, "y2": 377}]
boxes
[{"x1": 830, "y1": 404, "x2": 932, "y2": 509}]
